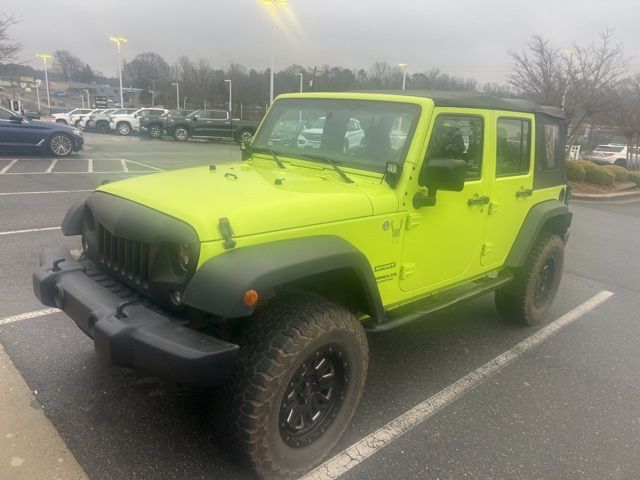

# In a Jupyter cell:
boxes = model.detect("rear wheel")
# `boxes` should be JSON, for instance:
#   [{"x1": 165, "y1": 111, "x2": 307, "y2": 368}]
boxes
[
  {"x1": 116, "y1": 122, "x2": 131, "y2": 136},
  {"x1": 227, "y1": 296, "x2": 368, "y2": 479},
  {"x1": 174, "y1": 127, "x2": 189, "y2": 142},
  {"x1": 495, "y1": 232, "x2": 564, "y2": 326},
  {"x1": 614, "y1": 158, "x2": 627, "y2": 167},
  {"x1": 96, "y1": 122, "x2": 109, "y2": 134},
  {"x1": 48, "y1": 134, "x2": 74, "y2": 157}
]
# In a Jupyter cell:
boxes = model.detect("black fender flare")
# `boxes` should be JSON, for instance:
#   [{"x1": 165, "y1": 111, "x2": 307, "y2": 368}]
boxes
[
  {"x1": 505, "y1": 199, "x2": 572, "y2": 268},
  {"x1": 61, "y1": 201, "x2": 85, "y2": 236},
  {"x1": 182, "y1": 235, "x2": 384, "y2": 320}
]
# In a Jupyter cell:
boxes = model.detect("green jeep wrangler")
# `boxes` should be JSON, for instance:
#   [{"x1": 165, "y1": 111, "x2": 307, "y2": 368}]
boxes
[{"x1": 33, "y1": 91, "x2": 571, "y2": 479}]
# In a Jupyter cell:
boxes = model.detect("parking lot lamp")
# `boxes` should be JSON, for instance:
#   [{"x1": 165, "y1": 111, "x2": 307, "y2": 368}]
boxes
[
  {"x1": 225, "y1": 79, "x2": 232, "y2": 114},
  {"x1": 172, "y1": 82, "x2": 179, "y2": 110},
  {"x1": 398, "y1": 63, "x2": 407, "y2": 90},
  {"x1": 262, "y1": 0, "x2": 287, "y2": 105},
  {"x1": 109, "y1": 37, "x2": 127, "y2": 107},
  {"x1": 298, "y1": 72, "x2": 303, "y2": 93},
  {"x1": 84, "y1": 89, "x2": 91, "y2": 108},
  {"x1": 36, "y1": 54, "x2": 52, "y2": 109}
]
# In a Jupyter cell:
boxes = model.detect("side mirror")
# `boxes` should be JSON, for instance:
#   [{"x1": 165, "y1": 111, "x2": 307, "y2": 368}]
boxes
[
  {"x1": 413, "y1": 159, "x2": 466, "y2": 208},
  {"x1": 193, "y1": 115, "x2": 199, "y2": 121},
  {"x1": 240, "y1": 140, "x2": 253, "y2": 161},
  {"x1": 9, "y1": 115, "x2": 24, "y2": 124}
]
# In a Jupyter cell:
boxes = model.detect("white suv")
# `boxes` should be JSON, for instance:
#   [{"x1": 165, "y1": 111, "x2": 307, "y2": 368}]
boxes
[
  {"x1": 587, "y1": 144, "x2": 628, "y2": 167},
  {"x1": 110, "y1": 107, "x2": 168, "y2": 135},
  {"x1": 52, "y1": 109, "x2": 93, "y2": 126}
]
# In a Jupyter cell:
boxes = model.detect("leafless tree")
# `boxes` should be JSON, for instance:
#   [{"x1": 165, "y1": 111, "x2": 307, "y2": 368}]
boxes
[
  {"x1": 564, "y1": 30, "x2": 629, "y2": 144},
  {"x1": 52, "y1": 50, "x2": 84, "y2": 81},
  {"x1": 610, "y1": 75, "x2": 640, "y2": 170},
  {"x1": 0, "y1": 13, "x2": 22, "y2": 64},
  {"x1": 508, "y1": 35, "x2": 567, "y2": 107},
  {"x1": 369, "y1": 61, "x2": 393, "y2": 87}
]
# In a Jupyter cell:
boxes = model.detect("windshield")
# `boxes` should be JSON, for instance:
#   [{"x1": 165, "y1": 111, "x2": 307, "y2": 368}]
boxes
[
  {"x1": 253, "y1": 99, "x2": 421, "y2": 173},
  {"x1": 594, "y1": 145, "x2": 624, "y2": 153}
]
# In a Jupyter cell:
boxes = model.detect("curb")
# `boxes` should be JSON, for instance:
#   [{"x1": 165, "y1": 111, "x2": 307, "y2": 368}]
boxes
[{"x1": 572, "y1": 189, "x2": 640, "y2": 200}]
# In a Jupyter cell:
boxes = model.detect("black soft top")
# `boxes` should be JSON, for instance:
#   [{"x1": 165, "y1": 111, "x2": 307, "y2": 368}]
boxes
[{"x1": 357, "y1": 90, "x2": 565, "y2": 119}]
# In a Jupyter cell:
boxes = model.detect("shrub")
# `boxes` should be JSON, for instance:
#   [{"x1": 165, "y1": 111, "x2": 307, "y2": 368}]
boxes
[
  {"x1": 584, "y1": 165, "x2": 615, "y2": 187},
  {"x1": 603, "y1": 164, "x2": 629, "y2": 182},
  {"x1": 566, "y1": 161, "x2": 586, "y2": 181},
  {"x1": 628, "y1": 171, "x2": 640, "y2": 187}
]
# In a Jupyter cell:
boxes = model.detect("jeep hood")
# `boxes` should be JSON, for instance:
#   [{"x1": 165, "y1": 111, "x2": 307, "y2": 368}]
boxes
[{"x1": 97, "y1": 162, "x2": 389, "y2": 242}]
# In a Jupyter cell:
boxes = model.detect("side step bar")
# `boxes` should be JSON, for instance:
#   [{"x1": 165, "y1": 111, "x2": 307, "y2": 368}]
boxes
[{"x1": 366, "y1": 272, "x2": 513, "y2": 332}]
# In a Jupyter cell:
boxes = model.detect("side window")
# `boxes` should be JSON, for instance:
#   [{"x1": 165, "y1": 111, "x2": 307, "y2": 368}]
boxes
[
  {"x1": 138, "y1": 110, "x2": 150, "y2": 117},
  {"x1": 542, "y1": 124, "x2": 561, "y2": 170},
  {"x1": 496, "y1": 118, "x2": 531, "y2": 177},
  {"x1": 425, "y1": 115, "x2": 483, "y2": 180},
  {"x1": 211, "y1": 111, "x2": 228, "y2": 120},
  {"x1": 197, "y1": 110, "x2": 212, "y2": 119}
]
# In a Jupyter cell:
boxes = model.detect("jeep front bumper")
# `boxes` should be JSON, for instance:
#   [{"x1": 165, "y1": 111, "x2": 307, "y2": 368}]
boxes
[{"x1": 33, "y1": 247, "x2": 238, "y2": 386}]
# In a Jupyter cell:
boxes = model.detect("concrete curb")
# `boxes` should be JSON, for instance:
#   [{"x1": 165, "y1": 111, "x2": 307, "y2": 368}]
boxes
[
  {"x1": 0, "y1": 343, "x2": 87, "y2": 480},
  {"x1": 572, "y1": 189, "x2": 640, "y2": 200}
]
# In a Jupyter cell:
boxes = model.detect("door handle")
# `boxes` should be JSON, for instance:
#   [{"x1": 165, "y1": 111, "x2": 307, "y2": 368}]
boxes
[
  {"x1": 516, "y1": 189, "x2": 533, "y2": 198},
  {"x1": 468, "y1": 196, "x2": 490, "y2": 206}
]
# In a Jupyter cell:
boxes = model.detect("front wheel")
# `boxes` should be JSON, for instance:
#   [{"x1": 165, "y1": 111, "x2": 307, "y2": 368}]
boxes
[
  {"x1": 495, "y1": 232, "x2": 565, "y2": 326},
  {"x1": 48, "y1": 134, "x2": 74, "y2": 157},
  {"x1": 116, "y1": 122, "x2": 131, "y2": 136},
  {"x1": 96, "y1": 122, "x2": 109, "y2": 134},
  {"x1": 228, "y1": 296, "x2": 368, "y2": 479},
  {"x1": 148, "y1": 124, "x2": 162, "y2": 138}
]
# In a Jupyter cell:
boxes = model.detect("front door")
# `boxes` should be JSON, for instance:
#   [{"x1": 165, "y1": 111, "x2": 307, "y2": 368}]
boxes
[
  {"x1": 400, "y1": 109, "x2": 491, "y2": 292},
  {"x1": 481, "y1": 112, "x2": 535, "y2": 266}
]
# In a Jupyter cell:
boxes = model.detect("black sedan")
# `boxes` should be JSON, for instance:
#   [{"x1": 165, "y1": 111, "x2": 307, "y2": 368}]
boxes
[{"x1": 0, "y1": 106, "x2": 84, "y2": 157}]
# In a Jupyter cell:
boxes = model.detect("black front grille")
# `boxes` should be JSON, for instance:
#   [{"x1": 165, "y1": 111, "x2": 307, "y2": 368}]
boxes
[{"x1": 97, "y1": 223, "x2": 150, "y2": 289}]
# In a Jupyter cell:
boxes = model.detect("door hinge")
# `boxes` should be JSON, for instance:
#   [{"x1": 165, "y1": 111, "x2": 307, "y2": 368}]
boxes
[
  {"x1": 488, "y1": 201, "x2": 499, "y2": 215},
  {"x1": 400, "y1": 263, "x2": 415, "y2": 279},
  {"x1": 406, "y1": 213, "x2": 422, "y2": 230},
  {"x1": 481, "y1": 242, "x2": 493, "y2": 256}
]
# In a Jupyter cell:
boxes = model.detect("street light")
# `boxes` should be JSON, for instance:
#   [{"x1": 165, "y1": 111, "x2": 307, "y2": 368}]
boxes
[
  {"x1": 225, "y1": 79, "x2": 232, "y2": 114},
  {"x1": 398, "y1": 63, "x2": 408, "y2": 90},
  {"x1": 36, "y1": 54, "x2": 52, "y2": 109},
  {"x1": 297, "y1": 72, "x2": 303, "y2": 93},
  {"x1": 172, "y1": 82, "x2": 180, "y2": 110},
  {"x1": 109, "y1": 36, "x2": 127, "y2": 108},
  {"x1": 262, "y1": 0, "x2": 287, "y2": 105},
  {"x1": 84, "y1": 89, "x2": 91, "y2": 108}
]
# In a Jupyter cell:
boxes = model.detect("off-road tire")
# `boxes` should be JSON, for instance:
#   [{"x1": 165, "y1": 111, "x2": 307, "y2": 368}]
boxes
[
  {"x1": 227, "y1": 296, "x2": 368, "y2": 479},
  {"x1": 495, "y1": 232, "x2": 564, "y2": 326}
]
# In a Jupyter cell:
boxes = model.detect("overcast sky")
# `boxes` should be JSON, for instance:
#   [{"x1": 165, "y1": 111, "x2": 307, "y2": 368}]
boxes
[{"x1": 4, "y1": 0, "x2": 640, "y2": 84}]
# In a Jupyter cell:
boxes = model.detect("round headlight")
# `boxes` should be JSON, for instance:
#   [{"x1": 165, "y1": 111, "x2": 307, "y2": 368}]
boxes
[{"x1": 177, "y1": 243, "x2": 191, "y2": 270}]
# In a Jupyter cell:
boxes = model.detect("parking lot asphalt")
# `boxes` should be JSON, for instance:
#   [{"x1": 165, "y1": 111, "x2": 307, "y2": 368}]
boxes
[{"x1": 1, "y1": 134, "x2": 639, "y2": 479}]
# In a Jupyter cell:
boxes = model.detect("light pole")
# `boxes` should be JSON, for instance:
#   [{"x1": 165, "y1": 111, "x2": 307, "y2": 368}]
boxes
[
  {"x1": 262, "y1": 0, "x2": 287, "y2": 105},
  {"x1": 36, "y1": 54, "x2": 52, "y2": 109},
  {"x1": 298, "y1": 72, "x2": 303, "y2": 93},
  {"x1": 172, "y1": 82, "x2": 179, "y2": 110},
  {"x1": 109, "y1": 36, "x2": 127, "y2": 107},
  {"x1": 35, "y1": 79, "x2": 41, "y2": 110},
  {"x1": 225, "y1": 79, "x2": 232, "y2": 114},
  {"x1": 398, "y1": 63, "x2": 408, "y2": 90},
  {"x1": 84, "y1": 89, "x2": 91, "y2": 108}
]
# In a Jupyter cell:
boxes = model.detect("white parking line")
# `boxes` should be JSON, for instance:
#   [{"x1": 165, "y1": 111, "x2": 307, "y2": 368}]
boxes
[
  {"x1": 45, "y1": 158, "x2": 58, "y2": 173},
  {"x1": 0, "y1": 190, "x2": 92, "y2": 196},
  {"x1": 1, "y1": 171, "x2": 154, "y2": 175},
  {"x1": 121, "y1": 158, "x2": 165, "y2": 171},
  {"x1": 0, "y1": 308, "x2": 58, "y2": 326},
  {"x1": 0, "y1": 159, "x2": 18, "y2": 174},
  {"x1": 88, "y1": 158, "x2": 93, "y2": 173},
  {"x1": 0, "y1": 226, "x2": 60, "y2": 236},
  {"x1": 120, "y1": 159, "x2": 129, "y2": 172},
  {"x1": 301, "y1": 290, "x2": 615, "y2": 480}
]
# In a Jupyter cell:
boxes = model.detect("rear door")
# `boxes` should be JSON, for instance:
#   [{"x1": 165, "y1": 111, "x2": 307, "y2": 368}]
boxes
[{"x1": 481, "y1": 112, "x2": 535, "y2": 267}]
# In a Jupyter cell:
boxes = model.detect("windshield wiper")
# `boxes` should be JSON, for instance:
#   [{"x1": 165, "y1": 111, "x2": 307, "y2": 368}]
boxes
[
  {"x1": 296, "y1": 153, "x2": 353, "y2": 183},
  {"x1": 253, "y1": 147, "x2": 286, "y2": 169}
]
